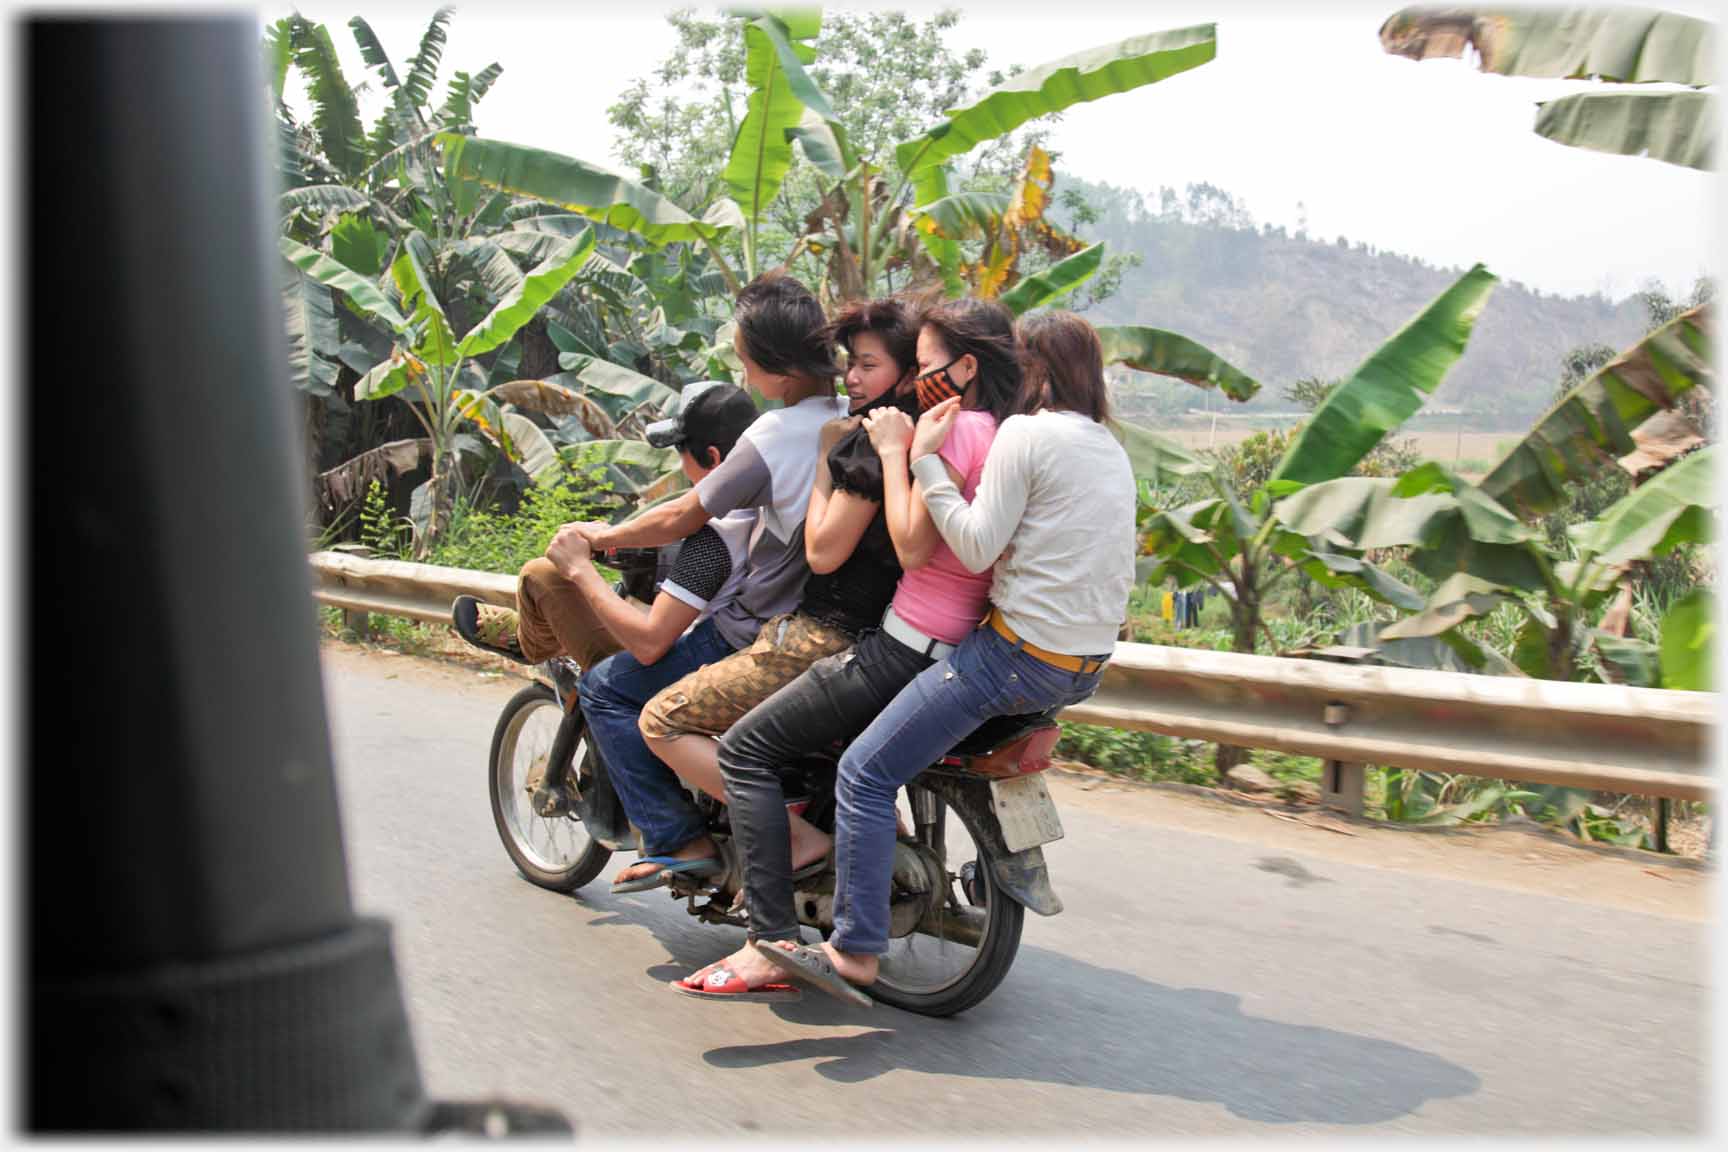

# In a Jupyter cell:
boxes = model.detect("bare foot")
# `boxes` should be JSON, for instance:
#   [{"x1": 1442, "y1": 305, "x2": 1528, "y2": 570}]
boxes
[
  {"x1": 758, "y1": 938, "x2": 877, "y2": 987},
  {"x1": 677, "y1": 944, "x2": 790, "y2": 992},
  {"x1": 612, "y1": 836, "x2": 717, "y2": 887}
]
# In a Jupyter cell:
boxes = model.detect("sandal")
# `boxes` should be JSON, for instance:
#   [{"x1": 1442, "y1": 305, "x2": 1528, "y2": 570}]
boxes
[
  {"x1": 751, "y1": 941, "x2": 872, "y2": 1008},
  {"x1": 670, "y1": 966, "x2": 802, "y2": 1003},
  {"x1": 610, "y1": 854, "x2": 722, "y2": 895}
]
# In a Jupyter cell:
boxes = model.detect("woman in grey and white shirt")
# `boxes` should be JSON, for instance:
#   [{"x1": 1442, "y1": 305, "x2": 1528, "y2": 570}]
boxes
[{"x1": 755, "y1": 310, "x2": 1139, "y2": 1003}]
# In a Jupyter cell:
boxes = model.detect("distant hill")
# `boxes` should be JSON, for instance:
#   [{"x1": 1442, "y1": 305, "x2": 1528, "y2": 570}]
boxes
[{"x1": 1058, "y1": 177, "x2": 1652, "y2": 429}]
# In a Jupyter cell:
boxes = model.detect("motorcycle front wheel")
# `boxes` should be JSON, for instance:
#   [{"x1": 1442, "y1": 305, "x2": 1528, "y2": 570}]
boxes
[
  {"x1": 489, "y1": 682, "x2": 611, "y2": 892},
  {"x1": 868, "y1": 790, "x2": 1025, "y2": 1017}
]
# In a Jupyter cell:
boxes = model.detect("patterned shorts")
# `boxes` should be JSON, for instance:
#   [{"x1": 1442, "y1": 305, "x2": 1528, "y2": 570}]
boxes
[{"x1": 639, "y1": 612, "x2": 853, "y2": 742}]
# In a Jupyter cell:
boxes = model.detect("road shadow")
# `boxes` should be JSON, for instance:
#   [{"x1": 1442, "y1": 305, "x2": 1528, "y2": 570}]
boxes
[
  {"x1": 708, "y1": 943, "x2": 1480, "y2": 1126},
  {"x1": 576, "y1": 892, "x2": 1478, "y2": 1126}
]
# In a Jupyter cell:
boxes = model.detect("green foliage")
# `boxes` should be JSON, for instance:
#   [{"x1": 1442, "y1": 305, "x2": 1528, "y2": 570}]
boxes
[
  {"x1": 1055, "y1": 723, "x2": 1213, "y2": 785},
  {"x1": 359, "y1": 480, "x2": 412, "y2": 559},
  {"x1": 426, "y1": 467, "x2": 613, "y2": 574}
]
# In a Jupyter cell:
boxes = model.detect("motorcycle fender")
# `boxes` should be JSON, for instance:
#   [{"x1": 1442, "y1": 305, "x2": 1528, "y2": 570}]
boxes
[{"x1": 991, "y1": 845, "x2": 1062, "y2": 917}]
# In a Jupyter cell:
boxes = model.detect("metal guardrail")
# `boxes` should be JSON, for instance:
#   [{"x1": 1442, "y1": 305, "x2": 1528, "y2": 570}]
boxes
[{"x1": 309, "y1": 551, "x2": 1716, "y2": 806}]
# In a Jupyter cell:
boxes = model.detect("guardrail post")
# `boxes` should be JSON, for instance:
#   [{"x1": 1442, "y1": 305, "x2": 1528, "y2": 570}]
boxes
[
  {"x1": 343, "y1": 609, "x2": 372, "y2": 638},
  {"x1": 1654, "y1": 798, "x2": 1671, "y2": 854},
  {"x1": 1320, "y1": 758, "x2": 1366, "y2": 818},
  {"x1": 1302, "y1": 645, "x2": 1377, "y2": 818}
]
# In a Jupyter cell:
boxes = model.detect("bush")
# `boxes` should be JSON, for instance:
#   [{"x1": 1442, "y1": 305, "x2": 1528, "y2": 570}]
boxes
[
  {"x1": 1055, "y1": 722, "x2": 1213, "y2": 785},
  {"x1": 428, "y1": 467, "x2": 614, "y2": 574}
]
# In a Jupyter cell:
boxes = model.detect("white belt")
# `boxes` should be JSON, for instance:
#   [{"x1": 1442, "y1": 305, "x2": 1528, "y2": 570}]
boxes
[{"x1": 881, "y1": 604, "x2": 957, "y2": 661}]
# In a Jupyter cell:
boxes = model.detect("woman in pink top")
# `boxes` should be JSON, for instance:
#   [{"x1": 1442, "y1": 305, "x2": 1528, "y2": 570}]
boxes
[{"x1": 672, "y1": 298, "x2": 1018, "y2": 1001}]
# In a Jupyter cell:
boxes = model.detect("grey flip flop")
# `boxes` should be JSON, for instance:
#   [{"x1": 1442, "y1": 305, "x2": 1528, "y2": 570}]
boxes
[
  {"x1": 751, "y1": 940, "x2": 872, "y2": 1008},
  {"x1": 610, "y1": 855, "x2": 722, "y2": 895}
]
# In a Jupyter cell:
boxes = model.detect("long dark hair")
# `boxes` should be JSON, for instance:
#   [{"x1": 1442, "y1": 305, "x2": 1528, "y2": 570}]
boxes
[
  {"x1": 824, "y1": 297, "x2": 918, "y2": 378},
  {"x1": 1016, "y1": 310, "x2": 1111, "y2": 423},
  {"x1": 734, "y1": 271, "x2": 839, "y2": 381},
  {"x1": 918, "y1": 297, "x2": 1022, "y2": 424}
]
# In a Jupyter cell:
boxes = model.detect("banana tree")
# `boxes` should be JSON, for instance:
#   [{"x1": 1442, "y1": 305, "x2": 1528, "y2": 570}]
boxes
[
  {"x1": 1379, "y1": 6, "x2": 1717, "y2": 170},
  {"x1": 1138, "y1": 265, "x2": 1497, "y2": 771},
  {"x1": 1355, "y1": 447, "x2": 1715, "y2": 686},
  {"x1": 1278, "y1": 302, "x2": 1715, "y2": 685},
  {"x1": 284, "y1": 226, "x2": 599, "y2": 555}
]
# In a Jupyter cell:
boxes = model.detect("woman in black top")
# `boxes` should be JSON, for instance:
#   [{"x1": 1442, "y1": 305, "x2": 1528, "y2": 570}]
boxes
[{"x1": 637, "y1": 299, "x2": 916, "y2": 889}]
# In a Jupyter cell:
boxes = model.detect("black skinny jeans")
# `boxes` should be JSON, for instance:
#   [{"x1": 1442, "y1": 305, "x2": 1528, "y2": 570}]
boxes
[{"x1": 717, "y1": 626, "x2": 936, "y2": 942}]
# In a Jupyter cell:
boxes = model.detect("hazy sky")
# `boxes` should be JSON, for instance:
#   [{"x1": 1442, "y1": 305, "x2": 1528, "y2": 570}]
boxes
[{"x1": 269, "y1": 0, "x2": 1720, "y2": 301}]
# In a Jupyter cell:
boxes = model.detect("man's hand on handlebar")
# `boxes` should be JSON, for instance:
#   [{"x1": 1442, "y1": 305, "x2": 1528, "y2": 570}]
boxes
[{"x1": 546, "y1": 522, "x2": 596, "y2": 581}]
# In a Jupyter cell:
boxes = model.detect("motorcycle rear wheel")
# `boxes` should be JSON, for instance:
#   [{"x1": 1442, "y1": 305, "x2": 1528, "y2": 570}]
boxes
[
  {"x1": 489, "y1": 682, "x2": 611, "y2": 892},
  {"x1": 867, "y1": 794, "x2": 1025, "y2": 1017}
]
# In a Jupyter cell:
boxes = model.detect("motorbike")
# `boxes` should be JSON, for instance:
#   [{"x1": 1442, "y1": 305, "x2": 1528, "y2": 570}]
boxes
[{"x1": 477, "y1": 547, "x2": 1068, "y2": 1017}]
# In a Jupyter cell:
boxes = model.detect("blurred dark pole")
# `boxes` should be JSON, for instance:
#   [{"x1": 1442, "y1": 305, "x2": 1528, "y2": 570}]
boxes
[{"x1": 27, "y1": 15, "x2": 431, "y2": 1131}]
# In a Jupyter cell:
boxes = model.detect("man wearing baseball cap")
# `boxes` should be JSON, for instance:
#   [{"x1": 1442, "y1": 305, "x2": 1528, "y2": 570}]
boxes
[{"x1": 453, "y1": 381, "x2": 760, "y2": 672}]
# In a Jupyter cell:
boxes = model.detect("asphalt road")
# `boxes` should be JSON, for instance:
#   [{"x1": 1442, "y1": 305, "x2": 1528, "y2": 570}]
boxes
[{"x1": 322, "y1": 647, "x2": 1709, "y2": 1138}]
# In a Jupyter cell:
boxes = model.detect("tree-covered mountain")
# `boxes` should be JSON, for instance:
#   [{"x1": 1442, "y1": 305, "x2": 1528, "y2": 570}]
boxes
[{"x1": 1059, "y1": 177, "x2": 1656, "y2": 428}]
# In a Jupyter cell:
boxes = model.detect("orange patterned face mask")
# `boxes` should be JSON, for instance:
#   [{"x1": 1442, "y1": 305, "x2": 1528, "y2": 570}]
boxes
[{"x1": 914, "y1": 358, "x2": 965, "y2": 412}]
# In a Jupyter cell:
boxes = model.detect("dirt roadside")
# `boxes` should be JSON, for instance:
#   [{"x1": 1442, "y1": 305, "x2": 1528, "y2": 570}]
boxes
[{"x1": 320, "y1": 637, "x2": 1714, "y2": 923}]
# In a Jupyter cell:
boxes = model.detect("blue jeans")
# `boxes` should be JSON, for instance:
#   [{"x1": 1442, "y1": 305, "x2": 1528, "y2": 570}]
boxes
[
  {"x1": 830, "y1": 624, "x2": 1105, "y2": 955},
  {"x1": 578, "y1": 617, "x2": 735, "y2": 857}
]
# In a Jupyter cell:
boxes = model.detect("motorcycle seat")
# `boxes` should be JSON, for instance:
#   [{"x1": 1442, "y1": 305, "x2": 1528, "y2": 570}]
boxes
[{"x1": 949, "y1": 710, "x2": 1061, "y2": 757}]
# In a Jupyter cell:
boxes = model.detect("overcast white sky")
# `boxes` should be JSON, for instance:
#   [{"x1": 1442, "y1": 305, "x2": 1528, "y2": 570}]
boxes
[{"x1": 269, "y1": 0, "x2": 1720, "y2": 301}]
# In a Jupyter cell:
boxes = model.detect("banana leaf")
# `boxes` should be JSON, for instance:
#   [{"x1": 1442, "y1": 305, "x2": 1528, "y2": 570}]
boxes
[
  {"x1": 1110, "y1": 418, "x2": 1205, "y2": 486},
  {"x1": 438, "y1": 64, "x2": 505, "y2": 130},
  {"x1": 264, "y1": 19, "x2": 294, "y2": 105},
  {"x1": 456, "y1": 230, "x2": 595, "y2": 358},
  {"x1": 446, "y1": 238, "x2": 525, "y2": 304},
  {"x1": 1592, "y1": 631, "x2": 1661, "y2": 687},
  {"x1": 725, "y1": 13, "x2": 830, "y2": 226},
  {"x1": 392, "y1": 232, "x2": 455, "y2": 367},
  {"x1": 1269, "y1": 264, "x2": 1497, "y2": 491},
  {"x1": 280, "y1": 235, "x2": 406, "y2": 330},
  {"x1": 286, "y1": 15, "x2": 367, "y2": 180},
  {"x1": 348, "y1": 15, "x2": 402, "y2": 89},
  {"x1": 999, "y1": 243, "x2": 1103, "y2": 315},
  {"x1": 552, "y1": 361, "x2": 680, "y2": 422},
  {"x1": 910, "y1": 164, "x2": 964, "y2": 296},
  {"x1": 492, "y1": 379, "x2": 619, "y2": 440},
  {"x1": 331, "y1": 212, "x2": 389, "y2": 277},
  {"x1": 912, "y1": 191, "x2": 1012, "y2": 241},
  {"x1": 788, "y1": 107, "x2": 851, "y2": 181},
  {"x1": 1481, "y1": 303, "x2": 1712, "y2": 519},
  {"x1": 1378, "y1": 6, "x2": 1715, "y2": 85},
  {"x1": 282, "y1": 268, "x2": 340, "y2": 396},
  {"x1": 501, "y1": 412, "x2": 561, "y2": 483},
  {"x1": 1380, "y1": 573, "x2": 1516, "y2": 640},
  {"x1": 354, "y1": 352, "x2": 423, "y2": 402},
  {"x1": 1097, "y1": 326, "x2": 1261, "y2": 402},
  {"x1": 1534, "y1": 89, "x2": 1715, "y2": 171},
  {"x1": 560, "y1": 439, "x2": 682, "y2": 495},
  {"x1": 1573, "y1": 444, "x2": 1714, "y2": 567},
  {"x1": 402, "y1": 6, "x2": 452, "y2": 110},
  {"x1": 1138, "y1": 499, "x2": 1234, "y2": 587},
  {"x1": 1660, "y1": 589, "x2": 1713, "y2": 692},
  {"x1": 440, "y1": 134, "x2": 723, "y2": 247},
  {"x1": 893, "y1": 24, "x2": 1216, "y2": 179},
  {"x1": 279, "y1": 184, "x2": 372, "y2": 215}
]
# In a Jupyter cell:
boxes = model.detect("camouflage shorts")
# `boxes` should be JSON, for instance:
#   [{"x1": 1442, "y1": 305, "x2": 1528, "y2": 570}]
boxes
[{"x1": 639, "y1": 612, "x2": 853, "y2": 742}]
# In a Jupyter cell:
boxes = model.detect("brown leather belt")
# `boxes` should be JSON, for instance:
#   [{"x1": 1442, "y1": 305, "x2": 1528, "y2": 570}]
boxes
[{"x1": 985, "y1": 608, "x2": 1109, "y2": 675}]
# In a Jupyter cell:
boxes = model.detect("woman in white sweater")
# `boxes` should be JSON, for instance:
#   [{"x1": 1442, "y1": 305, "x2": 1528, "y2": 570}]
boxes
[{"x1": 755, "y1": 310, "x2": 1138, "y2": 1003}]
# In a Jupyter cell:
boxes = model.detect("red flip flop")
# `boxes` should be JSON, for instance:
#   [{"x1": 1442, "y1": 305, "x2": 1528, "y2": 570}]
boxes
[{"x1": 669, "y1": 966, "x2": 803, "y2": 1003}]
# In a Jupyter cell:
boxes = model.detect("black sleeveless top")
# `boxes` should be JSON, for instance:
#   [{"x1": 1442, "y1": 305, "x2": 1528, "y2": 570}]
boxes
[{"x1": 798, "y1": 391, "x2": 915, "y2": 636}]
